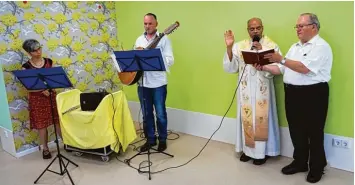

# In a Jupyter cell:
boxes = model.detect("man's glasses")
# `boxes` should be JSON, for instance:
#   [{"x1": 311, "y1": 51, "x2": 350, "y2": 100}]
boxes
[{"x1": 294, "y1": 23, "x2": 314, "y2": 29}]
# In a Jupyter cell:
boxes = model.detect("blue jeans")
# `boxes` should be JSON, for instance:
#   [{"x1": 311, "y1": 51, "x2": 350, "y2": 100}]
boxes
[{"x1": 138, "y1": 85, "x2": 168, "y2": 144}]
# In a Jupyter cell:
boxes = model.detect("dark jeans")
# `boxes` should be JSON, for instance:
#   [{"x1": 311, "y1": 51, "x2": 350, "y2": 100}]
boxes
[
  {"x1": 138, "y1": 85, "x2": 168, "y2": 144},
  {"x1": 284, "y1": 82, "x2": 329, "y2": 171}
]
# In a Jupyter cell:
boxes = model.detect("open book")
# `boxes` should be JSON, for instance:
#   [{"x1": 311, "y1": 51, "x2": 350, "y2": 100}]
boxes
[{"x1": 241, "y1": 48, "x2": 275, "y2": 66}]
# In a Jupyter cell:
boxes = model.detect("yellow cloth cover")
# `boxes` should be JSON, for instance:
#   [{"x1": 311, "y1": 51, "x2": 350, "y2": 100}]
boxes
[{"x1": 56, "y1": 89, "x2": 137, "y2": 153}]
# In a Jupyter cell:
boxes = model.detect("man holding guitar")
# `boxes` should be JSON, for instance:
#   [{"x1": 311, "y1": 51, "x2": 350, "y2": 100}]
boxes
[{"x1": 133, "y1": 13, "x2": 175, "y2": 152}]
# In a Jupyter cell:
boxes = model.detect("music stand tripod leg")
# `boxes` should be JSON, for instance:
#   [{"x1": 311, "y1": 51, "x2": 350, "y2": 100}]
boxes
[
  {"x1": 60, "y1": 153, "x2": 79, "y2": 167},
  {"x1": 148, "y1": 148, "x2": 152, "y2": 180},
  {"x1": 11, "y1": 67, "x2": 78, "y2": 185},
  {"x1": 150, "y1": 148, "x2": 174, "y2": 157},
  {"x1": 34, "y1": 155, "x2": 58, "y2": 183},
  {"x1": 60, "y1": 156, "x2": 75, "y2": 185},
  {"x1": 114, "y1": 48, "x2": 173, "y2": 180},
  {"x1": 128, "y1": 146, "x2": 174, "y2": 180},
  {"x1": 34, "y1": 88, "x2": 78, "y2": 185}
]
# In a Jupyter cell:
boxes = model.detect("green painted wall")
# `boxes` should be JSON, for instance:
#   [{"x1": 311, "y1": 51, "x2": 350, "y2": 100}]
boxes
[
  {"x1": 115, "y1": 1, "x2": 354, "y2": 137},
  {"x1": 0, "y1": 63, "x2": 12, "y2": 131}
]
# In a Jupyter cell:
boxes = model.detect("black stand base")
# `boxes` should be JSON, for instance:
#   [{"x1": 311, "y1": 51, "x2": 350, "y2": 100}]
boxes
[
  {"x1": 34, "y1": 142, "x2": 79, "y2": 185},
  {"x1": 124, "y1": 147, "x2": 174, "y2": 180}
]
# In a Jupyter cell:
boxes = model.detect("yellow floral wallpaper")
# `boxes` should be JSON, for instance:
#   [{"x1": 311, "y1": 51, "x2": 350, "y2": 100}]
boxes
[{"x1": 0, "y1": 1, "x2": 120, "y2": 153}]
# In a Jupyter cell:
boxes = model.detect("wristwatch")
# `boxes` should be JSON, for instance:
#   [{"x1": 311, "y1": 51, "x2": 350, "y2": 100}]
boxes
[{"x1": 280, "y1": 58, "x2": 286, "y2": 65}]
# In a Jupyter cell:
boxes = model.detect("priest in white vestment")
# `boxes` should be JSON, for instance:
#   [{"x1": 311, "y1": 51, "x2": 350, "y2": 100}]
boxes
[{"x1": 222, "y1": 18, "x2": 281, "y2": 165}]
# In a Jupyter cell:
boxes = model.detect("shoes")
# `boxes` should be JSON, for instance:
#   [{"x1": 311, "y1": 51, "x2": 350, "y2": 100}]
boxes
[
  {"x1": 253, "y1": 156, "x2": 269, "y2": 165},
  {"x1": 42, "y1": 150, "x2": 52, "y2": 159},
  {"x1": 306, "y1": 170, "x2": 324, "y2": 183},
  {"x1": 239, "y1": 153, "x2": 270, "y2": 165},
  {"x1": 139, "y1": 142, "x2": 157, "y2": 152},
  {"x1": 157, "y1": 141, "x2": 167, "y2": 152},
  {"x1": 281, "y1": 160, "x2": 308, "y2": 175},
  {"x1": 307, "y1": 165, "x2": 326, "y2": 183},
  {"x1": 240, "y1": 153, "x2": 252, "y2": 162},
  {"x1": 139, "y1": 140, "x2": 168, "y2": 152}
]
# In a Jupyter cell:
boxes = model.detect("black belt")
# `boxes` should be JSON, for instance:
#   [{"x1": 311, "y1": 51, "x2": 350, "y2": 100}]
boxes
[{"x1": 284, "y1": 82, "x2": 327, "y2": 89}]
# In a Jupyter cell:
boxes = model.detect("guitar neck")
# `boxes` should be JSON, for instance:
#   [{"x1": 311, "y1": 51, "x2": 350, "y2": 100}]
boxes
[{"x1": 146, "y1": 34, "x2": 164, "y2": 49}]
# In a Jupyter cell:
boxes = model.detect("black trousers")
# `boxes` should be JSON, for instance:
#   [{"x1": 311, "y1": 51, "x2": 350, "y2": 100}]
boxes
[{"x1": 284, "y1": 82, "x2": 329, "y2": 171}]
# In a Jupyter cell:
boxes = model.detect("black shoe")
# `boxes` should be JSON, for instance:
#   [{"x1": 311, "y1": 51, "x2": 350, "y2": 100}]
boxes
[
  {"x1": 42, "y1": 150, "x2": 52, "y2": 159},
  {"x1": 140, "y1": 142, "x2": 157, "y2": 152},
  {"x1": 253, "y1": 156, "x2": 269, "y2": 165},
  {"x1": 240, "y1": 153, "x2": 252, "y2": 162},
  {"x1": 306, "y1": 170, "x2": 324, "y2": 183},
  {"x1": 281, "y1": 160, "x2": 308, "y2": 175},
  {"x1": 157, "y1": 141, "x2": 167, "y2": 152}
]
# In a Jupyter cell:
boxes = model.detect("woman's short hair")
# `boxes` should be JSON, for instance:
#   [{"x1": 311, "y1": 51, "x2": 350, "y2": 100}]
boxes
[{"x1": 22, "y1": 39, "x2": 42, "y2": 53}]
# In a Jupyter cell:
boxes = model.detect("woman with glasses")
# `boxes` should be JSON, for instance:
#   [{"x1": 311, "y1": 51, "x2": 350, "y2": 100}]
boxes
[{"x1": 22, "y1": 39, "x2": 62, "y2": 159}]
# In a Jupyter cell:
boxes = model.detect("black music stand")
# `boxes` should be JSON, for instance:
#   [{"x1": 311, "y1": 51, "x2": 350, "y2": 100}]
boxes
[
  {"x1": 12, "y1": 67, "x2": 79, "y2": 185},
  {"x1": 113, "y1": 48, "x2": 174, "y2": 180}
]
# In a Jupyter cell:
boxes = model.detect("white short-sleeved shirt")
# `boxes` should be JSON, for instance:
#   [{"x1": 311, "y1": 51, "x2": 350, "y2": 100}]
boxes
[{"x1": 279, "y1": 34, "x2": 333, "y2": 85}]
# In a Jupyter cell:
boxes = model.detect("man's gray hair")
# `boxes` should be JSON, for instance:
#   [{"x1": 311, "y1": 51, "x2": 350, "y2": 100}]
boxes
[{"x1": 301, "y1": 13, "x2": 320, "y2": 30}]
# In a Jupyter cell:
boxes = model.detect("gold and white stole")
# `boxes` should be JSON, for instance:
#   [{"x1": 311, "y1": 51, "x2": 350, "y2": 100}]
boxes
[{"x1": 237, "y1": 36, "x2": 276, "y2": 148}]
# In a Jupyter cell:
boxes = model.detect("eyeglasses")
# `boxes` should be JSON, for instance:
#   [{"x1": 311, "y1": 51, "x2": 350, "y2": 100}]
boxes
[
  {"x1": 294, "y1": 23, "x2": 314, "y2": 29},
  {"x1": 30, "y1": 47, "x2": 42, "y2": 53},
  {"x1": 248, "y1": 26, "x2": 263, "y2": 32}
]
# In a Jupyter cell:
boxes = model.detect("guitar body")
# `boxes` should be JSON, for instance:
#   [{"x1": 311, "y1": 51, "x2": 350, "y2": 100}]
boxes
[
  {"x1": 118, "y1": 71, "x2": 143, "y2": 86},
  {"x1": 117, "y1": 21, "x2": 179, "y2": 86}
]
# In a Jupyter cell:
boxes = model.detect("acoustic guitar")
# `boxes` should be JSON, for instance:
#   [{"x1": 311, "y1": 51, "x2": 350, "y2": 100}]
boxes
[{"x1": 118, "y1": 21, "x2": 180, "y2": 86}]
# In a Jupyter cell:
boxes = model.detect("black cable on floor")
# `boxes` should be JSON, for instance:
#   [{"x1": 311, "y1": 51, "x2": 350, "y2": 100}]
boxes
[
  {"x1": 128, "y1": 105, "x2": 180, "y2": 152},
  {"x1": 116, "y1": 66, "x2": 247, "y2": 174}
]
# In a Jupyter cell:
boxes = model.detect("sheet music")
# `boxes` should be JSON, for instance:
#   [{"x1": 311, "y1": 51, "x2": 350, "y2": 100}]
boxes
[
  {"x1": 157, "y1": 48, "x2": 170, "y2": 73},
  {"x1": 110, "y1": 53, "x2": 121, "y2": 72}
]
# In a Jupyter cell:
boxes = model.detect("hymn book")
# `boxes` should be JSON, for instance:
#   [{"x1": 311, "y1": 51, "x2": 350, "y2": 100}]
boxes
[{"x1": 241, "y1": 48, "x2": 275, "y2": 66}]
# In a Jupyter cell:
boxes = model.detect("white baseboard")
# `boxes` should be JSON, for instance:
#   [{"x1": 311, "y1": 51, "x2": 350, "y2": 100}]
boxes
[
  {"x1": 0, "y1": 126, "x2": 16, "y2": 157},
  {"x1": 128, "y1": 101, "x2": 354, "y2": 172},
  {"x1": 0, "y1": 125, "x2": 61, "y2": 158},
  {"x1": 16, "y1": 139, "x2": 61, "y2": 158},
  {"x1": 0, "y1": 126, "x2": 60, "y2": 158}
]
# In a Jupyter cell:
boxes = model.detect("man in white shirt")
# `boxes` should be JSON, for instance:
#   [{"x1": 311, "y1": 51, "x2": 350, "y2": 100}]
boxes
[
  {"x1": 135, "y1": 13, "x2": 174, "y2": 152},
  {"x1": 260, "y1": 13, "x2": 332, "y2": 183}
]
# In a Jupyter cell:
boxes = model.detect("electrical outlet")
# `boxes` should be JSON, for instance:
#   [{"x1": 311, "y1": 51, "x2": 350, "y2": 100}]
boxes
[
  {"x1": 4, "y1": 130, "x2": 8, "y2": 138},
  {"x1": 333, "y1": 138, "x2": 341, "y2": 147},
  {"x1": 341, "y1": 140, "x2": 350, "y2": 149},
  {"x1": 333, "y1": 137, "x2": 351, "y2": 149}
]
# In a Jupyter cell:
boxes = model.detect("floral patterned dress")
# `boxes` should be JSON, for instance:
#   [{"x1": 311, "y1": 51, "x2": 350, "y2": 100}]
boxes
[{"x1": 22, "y1": 58, "x2": 59, "y2": 129}]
